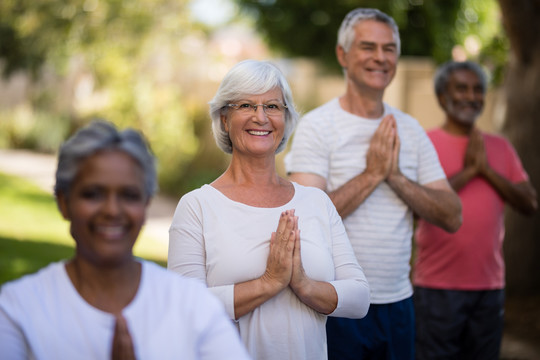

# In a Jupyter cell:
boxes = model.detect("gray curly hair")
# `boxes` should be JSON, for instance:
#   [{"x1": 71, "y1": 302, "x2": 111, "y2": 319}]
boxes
[
  {"x1": 434, "y1": 60, "x2": 487, "y2": 96},
  {"x1": 55, "y1": 120, "x2": 157, "y2": 198}
]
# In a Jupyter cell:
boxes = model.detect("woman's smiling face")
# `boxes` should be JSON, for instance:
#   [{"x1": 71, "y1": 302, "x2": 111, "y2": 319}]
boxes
[
  {"x1": 222, "y1": 87, "x2": 286, "y2": 158},
  {"x1": 57, "y1": 150, "x2": 149, "y2": 266}
]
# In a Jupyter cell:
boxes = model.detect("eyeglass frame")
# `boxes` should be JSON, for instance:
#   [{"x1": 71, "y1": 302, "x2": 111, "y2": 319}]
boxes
[{"x1": 224, "y1": 101, "x2": 288, "y2": 116}]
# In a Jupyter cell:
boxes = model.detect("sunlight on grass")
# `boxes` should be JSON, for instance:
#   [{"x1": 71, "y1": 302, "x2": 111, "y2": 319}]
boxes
[
  {"x1": 0, "y1": 172, "x2": 71, "y2": 245},
  {"x1": 0, "y1": 172, "x2": 166, "y2": 285},
  {"x1": 136, "y1": 226, "x2": 168, "y2": 263}
]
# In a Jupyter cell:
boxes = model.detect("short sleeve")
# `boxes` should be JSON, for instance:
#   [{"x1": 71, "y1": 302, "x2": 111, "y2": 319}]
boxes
[
  {"x1": 416, "y1": 124, "x2": 446, "y2": 185},
  {"x1": 285, "y1": 114, "x2": 330, "y2": 179},
  {"x1": 501, "y1": 137, "x2": 529, "y2": 183}
]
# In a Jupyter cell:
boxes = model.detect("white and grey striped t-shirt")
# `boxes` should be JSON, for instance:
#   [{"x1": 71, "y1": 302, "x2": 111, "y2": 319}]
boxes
[{"x1": 285, "y1": 98, "x2": 445, "y2": 304}]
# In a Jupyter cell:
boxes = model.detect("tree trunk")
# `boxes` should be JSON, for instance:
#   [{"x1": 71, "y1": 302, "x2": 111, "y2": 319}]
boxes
[{"x1": 498, "y1": 0, "x2": 540, "y2": 296}]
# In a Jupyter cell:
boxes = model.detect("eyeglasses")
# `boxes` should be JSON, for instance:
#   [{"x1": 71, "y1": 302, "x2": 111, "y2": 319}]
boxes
[{"x1": 225, "y1": 101, "x2": 288, "y2": 117}]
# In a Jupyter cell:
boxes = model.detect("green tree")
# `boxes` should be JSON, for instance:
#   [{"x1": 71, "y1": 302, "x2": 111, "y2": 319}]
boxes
[
  {"x1": 0, "y1": 0, "x2": 225, "y2": 196},
  {"x1": 0, "y1": 0, "x2": 180, "y2": 77},
  {"x1": 233, "y1": 0, "x2": 502, "y2": 73}
]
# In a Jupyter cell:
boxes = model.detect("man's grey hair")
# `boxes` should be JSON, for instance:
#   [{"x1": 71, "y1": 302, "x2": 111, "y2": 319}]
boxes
[
  {"x1": 55, "y1": 120, "x2": 157, "y2": 198},
  {"x1": 337, "y1": 8, "x2": 401, "y2": 55},
  {"x1": 208, "y1": 59, "x2": 299, "y2": 154},
  {"x1": 434, "y1": 60, "x2": 488, "y2": 96}
]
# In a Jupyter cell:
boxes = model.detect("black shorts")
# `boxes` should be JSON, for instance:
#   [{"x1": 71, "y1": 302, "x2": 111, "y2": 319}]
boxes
[{"x1": 414, "y1": 287, "x2": 504, "y2": 360}]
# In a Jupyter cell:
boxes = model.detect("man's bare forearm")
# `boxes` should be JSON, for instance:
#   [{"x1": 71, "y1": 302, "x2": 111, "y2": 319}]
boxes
[
  {"x1": 387, "y1": 174, "x2": 462, "y2": 232},
  {"x1": 328, "y1": 171, "x2": 385, "y2": 219}
]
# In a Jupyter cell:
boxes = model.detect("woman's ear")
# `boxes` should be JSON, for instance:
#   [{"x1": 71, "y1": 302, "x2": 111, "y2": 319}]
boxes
[
  {"x1": 221, "y1": 113, "x2": 229, "y2": 132},
  {"x1": 56, "y1": 192, "x2": 70, "y2": 220}
]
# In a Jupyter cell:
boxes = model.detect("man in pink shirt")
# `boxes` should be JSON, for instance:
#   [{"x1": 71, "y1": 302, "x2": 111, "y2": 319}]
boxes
[{"x1": 413, "y1": 61, "x2": 537, "y2": 359}]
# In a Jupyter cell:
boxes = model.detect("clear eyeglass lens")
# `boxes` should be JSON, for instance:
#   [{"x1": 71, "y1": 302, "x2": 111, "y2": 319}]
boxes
[{"x1": 230, "y1": 102, "x2": 285, "y2": 116}]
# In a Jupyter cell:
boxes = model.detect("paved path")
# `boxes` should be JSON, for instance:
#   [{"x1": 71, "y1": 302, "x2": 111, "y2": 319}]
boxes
[{"x1": 0, "y1": 148, "x2": 177, "y2": 258}]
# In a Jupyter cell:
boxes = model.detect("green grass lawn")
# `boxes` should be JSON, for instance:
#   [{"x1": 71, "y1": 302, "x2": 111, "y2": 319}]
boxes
[{"x1": 0, "y1": 172, "x2": 166, "y2": 285}]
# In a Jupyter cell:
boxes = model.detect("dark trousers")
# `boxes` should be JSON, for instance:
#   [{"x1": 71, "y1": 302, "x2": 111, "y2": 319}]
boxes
[
  {"x1": 327, "y1": 297, "x2": 415, "y2": 360},
  {"x1": 414, "y1": 287, "x2": 504, "y2": 360}
]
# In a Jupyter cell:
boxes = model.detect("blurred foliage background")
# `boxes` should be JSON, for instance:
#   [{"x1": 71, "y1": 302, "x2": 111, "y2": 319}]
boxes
[
  {"x1": 235, "y1": 0, "x2": 506, "y2": 77},
  {"x1": 0, "y1": 0, "x2": 506, "y2": 198},
  {"x1": 2, "y1": 2, "x2": 540, "y2": 348}
]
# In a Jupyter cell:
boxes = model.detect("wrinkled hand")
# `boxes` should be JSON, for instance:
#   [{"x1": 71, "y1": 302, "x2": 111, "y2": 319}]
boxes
[
  {"x1": 366, "y1": 114, "x2": 397, "y2": 181},
  {"x1": 111, "y1": 313, "x2": 135, "y2": 360},
  {"x1": 262, "y1": 210, "x2": 297, "y2": 291},
  {"x1": 464, "y1": 128, "x2": 488, "y2": 175}
]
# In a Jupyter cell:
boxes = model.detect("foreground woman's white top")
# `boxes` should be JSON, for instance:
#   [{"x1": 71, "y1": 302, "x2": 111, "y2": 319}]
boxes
[{"x1": 0, "y1": 260, "x2": 251, "y2": 360}]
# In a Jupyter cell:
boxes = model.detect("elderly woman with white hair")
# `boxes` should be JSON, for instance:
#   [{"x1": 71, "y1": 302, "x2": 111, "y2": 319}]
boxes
[{"x1": 168, "y1": 60, "x2": 370, "y2": 360}]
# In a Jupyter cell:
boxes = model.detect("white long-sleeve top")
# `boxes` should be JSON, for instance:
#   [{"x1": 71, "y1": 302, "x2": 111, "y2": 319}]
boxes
[
  {"x1": 0, "y1": 260, "x2": 251, "y2": 360},
  {"x1": 168, "y1": 182, "x2": 370, "y2": 360}
]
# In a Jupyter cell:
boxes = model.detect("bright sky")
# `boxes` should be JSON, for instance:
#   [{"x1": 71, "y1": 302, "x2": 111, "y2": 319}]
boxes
[{"x1": 189, "y1": 0, "x2": 236, "y2": 26}]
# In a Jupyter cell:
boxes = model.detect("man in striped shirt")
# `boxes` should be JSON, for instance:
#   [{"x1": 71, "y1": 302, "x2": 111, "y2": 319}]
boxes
[{"x1": 285, "y1": 8, "x2": 462, "y2": 360}]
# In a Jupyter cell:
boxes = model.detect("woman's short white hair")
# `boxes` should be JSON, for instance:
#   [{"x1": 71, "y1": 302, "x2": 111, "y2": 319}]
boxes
[{"x1": 209, "y1": 59, "x2": 299, "y2": 154}]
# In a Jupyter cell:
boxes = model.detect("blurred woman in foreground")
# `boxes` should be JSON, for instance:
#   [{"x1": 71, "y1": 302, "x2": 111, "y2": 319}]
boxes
[
  {"x1": 0, "y1": 120, "x2": 250, "y2": 360},
  {"x1": 168, "y1": 60, "x2": 370, "y2": 360}
]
